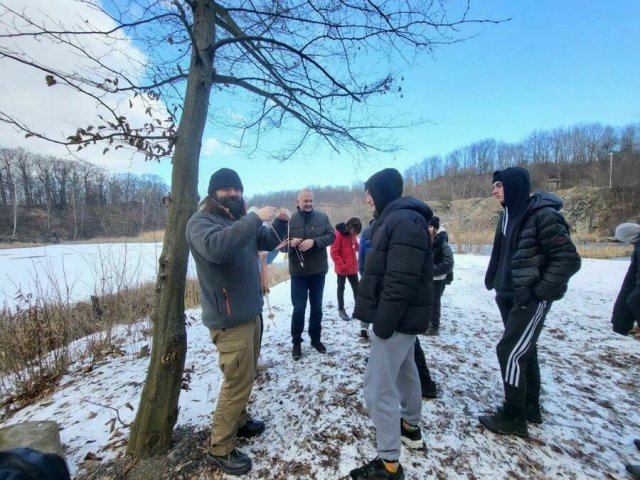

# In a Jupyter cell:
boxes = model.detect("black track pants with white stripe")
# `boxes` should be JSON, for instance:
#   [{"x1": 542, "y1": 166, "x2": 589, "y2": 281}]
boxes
[{"x1": 495, "y1": 295, "x2": 553, "y2": 414}]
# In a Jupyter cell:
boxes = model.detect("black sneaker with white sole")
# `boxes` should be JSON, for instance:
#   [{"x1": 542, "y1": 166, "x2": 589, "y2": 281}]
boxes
[
  {"x1": 350, "y1": 458, "x2": 405, "y2": 480},
  {"x1": 400, "y1": 419, "x2": 425, "y2": 450}
]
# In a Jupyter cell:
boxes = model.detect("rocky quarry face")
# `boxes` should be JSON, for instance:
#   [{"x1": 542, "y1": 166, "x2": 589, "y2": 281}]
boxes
[{"x1": 436, "y1": 186, "x2": 638, "y2": 239}]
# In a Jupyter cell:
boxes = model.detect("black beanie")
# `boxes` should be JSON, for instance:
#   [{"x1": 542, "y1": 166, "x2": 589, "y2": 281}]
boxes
[
  {"x1": 207, "y1": 168, "x2": 244, "y2": 195},
  {"x1": 428, "y1": 216, "x2": 440, "y2": 230},
  {"x1": 365, "y1": 168, "x2": 403, "y2": 214}
]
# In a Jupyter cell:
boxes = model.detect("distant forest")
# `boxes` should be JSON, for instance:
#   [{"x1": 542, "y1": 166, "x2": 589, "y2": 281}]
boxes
[
  {"x1": 2, "y1": 121, "x2": 638, "y2": 242},
  {"x1": 0, "y1": 147, "x2": 168, "y2": 242},
  {"x1": 403, "y1": 121, "x2": 640, "y2": 200},
  {"x1": 250, "y1": 121, "x2": 640, "y2": 225}
]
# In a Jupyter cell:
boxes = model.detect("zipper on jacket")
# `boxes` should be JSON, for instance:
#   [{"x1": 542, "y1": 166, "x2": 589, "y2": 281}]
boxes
[{"x1": 222, "y1": 288, "x2": 232, "y2": 315}]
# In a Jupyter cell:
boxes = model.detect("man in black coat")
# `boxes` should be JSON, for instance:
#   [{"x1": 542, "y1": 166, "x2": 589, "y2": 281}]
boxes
[
  {"x1": 479, "y1": 167, "x2": 581, "y2": 438},
  {"x1": 350, "y1": 168, "x2": 433, "y2": 480},
  {"x1": 611, "y1": 222, "x2": 640, "y2": 335},
  {"x1": 287, "y1": 188, "x2": 335, "y2": 360}
]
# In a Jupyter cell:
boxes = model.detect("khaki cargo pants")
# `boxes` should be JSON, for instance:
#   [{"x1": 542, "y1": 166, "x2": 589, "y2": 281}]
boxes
[{"x1": 208, "y1": 315, "x2": 261, "y2": 455}]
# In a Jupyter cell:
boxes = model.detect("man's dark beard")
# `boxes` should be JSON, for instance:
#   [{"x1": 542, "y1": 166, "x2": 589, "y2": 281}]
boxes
[{"x1": 217, "y1": 195, "x2": 246, "y2": 218}]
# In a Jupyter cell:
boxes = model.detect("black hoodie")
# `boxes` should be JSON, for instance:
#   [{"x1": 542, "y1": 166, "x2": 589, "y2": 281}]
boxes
[
  {"x1": 354, "y1": 168, "x2": 434, "y2": 338},
  {"x1": 491, "y1": 167, "x2": 531, "y2": 296}
]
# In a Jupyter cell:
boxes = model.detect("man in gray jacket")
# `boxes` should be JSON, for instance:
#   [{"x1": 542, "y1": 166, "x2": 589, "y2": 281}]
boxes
[
  {"x1": 186, "y1": 168, "x2": 290, "y2": 476},
  {"x1": 287, "y1": 189, "x2": 335, "y2": 360}
]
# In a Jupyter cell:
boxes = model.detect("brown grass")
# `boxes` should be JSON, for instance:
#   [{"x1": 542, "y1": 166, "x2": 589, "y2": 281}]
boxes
[
  {"x1": 576, "y1": 243, "x2": 633, "y2": 259},
  {"x1": 0, "y1": 284, "x2": 157, "y2": 418},
  {"x1": 266, "y1": 262, "x2": 290, "y2": 288},
  {"x1": 449, "y1": 228, "x2": 634, "y2": 259}
]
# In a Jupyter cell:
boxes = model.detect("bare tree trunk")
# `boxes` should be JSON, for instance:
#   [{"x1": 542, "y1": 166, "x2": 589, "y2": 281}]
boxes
[
  {"x1": 72, "y1": 188, "x2": 78, "y2": 240},
  {"x1": 12, "y1": 176, "x2": 17, "y2": 240},
  {"x1": 139, "y1": 197, "x2": 147, "y2": 236},
  {"x1": 126, "y1": 0, "x2": 215, "y2": 458}
]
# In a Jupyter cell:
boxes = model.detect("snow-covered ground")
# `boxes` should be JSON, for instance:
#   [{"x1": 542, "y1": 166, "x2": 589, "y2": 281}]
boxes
[{"x1": 2, "y1": 254, "x2": 640, "y2": 479}]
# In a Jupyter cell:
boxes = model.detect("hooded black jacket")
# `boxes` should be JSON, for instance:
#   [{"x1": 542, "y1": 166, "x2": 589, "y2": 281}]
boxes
[
  {"x1": 432, "y1": 230, "x2": 454, "y2": 279},
  {"x1": 485, "y1": 191, "x2": 581, "y2": 306},
  {"x1": 612, "y1": 241, "x2": 640, "y2": 334},
  {"x1": 354, "y1": 196, "x2": 434, "y2": 338}
]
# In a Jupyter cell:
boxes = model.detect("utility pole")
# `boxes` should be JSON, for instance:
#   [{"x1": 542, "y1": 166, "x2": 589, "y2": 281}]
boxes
[{"x1": 609, "y1": 152, "x2": 613, "y2": 188}]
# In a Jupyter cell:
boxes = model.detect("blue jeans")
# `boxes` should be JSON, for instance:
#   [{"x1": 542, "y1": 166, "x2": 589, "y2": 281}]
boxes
[{"x1": 290, "y1": 273, "x2": 326, "y2": 344}]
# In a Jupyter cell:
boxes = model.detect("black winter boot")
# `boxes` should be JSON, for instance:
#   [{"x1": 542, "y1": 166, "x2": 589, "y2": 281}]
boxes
[
  {"x1": 626, "y1": 464, "x2": 640, "y2": 480},
  {"x1": 479, "y1": 404, "x2": 529, "y2": 438},
  {"x1": 207, "y1": 448, "x2": 252, "y2": 475},
  {"x1": 292, "y1": 343, "x2": 302, "y2": 360},
  {"x1": 421, "y1": 381, "x2": 438, "y2": 399},
  {"x1": 496, "y1": 402, "x2": 542, "y2": 424},
  {"x1": 236, "y1": 418, "x2": 265, "y2": 438}
]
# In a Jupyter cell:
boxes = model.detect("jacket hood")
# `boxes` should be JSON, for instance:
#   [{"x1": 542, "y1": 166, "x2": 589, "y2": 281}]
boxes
[
  {"x1": 378, "y1": 196, "x2": 433, "y2": 223},
  {"x1": 615, "y1": 222, "x2": 640, "y2": 244},
  {"x1": 528, "y1": 191, "x2": 563, "y2": 212},
  {"x1": 493, "y1": 167, "x2": 531, "y2": 218},
  {"x1": 335, "y1": 222, "x2": 348, "y2": 235},
  {"x1": 365, "y1": 168, "x2": 403, "y2": 214},
  {"x1": 434, "y1": 230, "x2": 449, "y2": 246}
]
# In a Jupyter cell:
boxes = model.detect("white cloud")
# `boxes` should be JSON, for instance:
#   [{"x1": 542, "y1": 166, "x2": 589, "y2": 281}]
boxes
[
  {"x1": 0, "y1": 0, "x2": 171, "y2": 178},
  {"x1": 201, "y1": 137, "x2": 223, "y2": 157}
]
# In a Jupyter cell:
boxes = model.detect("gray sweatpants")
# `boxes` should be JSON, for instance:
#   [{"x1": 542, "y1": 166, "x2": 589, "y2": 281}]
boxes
[{"x1": 363, "y1": 331, "x2": 422, "y2": 461}]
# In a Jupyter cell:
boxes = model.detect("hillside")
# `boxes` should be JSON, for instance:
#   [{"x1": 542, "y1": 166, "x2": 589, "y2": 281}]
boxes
[
  {"x1": 256, "y1": 185, "x2": 638, "y2": 243},
  {"x1": 441, "y1": 186, "x2": 633, "y2": 241}
]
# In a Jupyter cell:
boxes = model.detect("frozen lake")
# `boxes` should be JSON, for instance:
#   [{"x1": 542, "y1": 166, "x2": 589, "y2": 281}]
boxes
[{"x1": 0, "y1": 242, "x2": 197, "y2": 312}]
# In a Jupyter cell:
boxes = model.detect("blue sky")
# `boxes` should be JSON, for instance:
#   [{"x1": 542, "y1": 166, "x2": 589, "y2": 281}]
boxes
[
  {"x1": 1, "y1": 1, "x2": 638, "y2": 198},
  {"x1": 181, "y1": 0, "x2": 639, "y2": 198}
]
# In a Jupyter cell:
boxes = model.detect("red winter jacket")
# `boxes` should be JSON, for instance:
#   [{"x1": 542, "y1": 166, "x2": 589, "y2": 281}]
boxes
[{"x1": 330, "y1": 223, "x2": 360, "y2": 276}]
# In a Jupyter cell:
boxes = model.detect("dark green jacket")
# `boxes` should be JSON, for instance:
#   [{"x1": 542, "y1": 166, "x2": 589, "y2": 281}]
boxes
[{"x1": 186, "y1": 210, "x2": 287, "y2": 330}]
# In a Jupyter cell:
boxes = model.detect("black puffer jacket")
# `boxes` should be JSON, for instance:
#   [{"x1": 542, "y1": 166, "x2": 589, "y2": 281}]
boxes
[
  {"x1": 612, "y1": 242, "x2": 640, "y2": 334},
  {"x1": 433, "y1": 230, "x2": 454, "y2": 279},
  {"x1": 354, "y1": 197, "x2": 434, "y2": 338},
  {"x1": 485, "y1": 192, "x2": 581, "y2": 306}
]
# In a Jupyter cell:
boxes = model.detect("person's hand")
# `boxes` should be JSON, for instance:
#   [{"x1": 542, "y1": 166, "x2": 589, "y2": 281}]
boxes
[
  {"x1": 275, "y1": 208, "x2": 291, "y2": 221},
  {"x1": 290, "y1": 237, "x2": 302, "y2": 248},
  {"x1": 298, "y1": 239, "x2": 314, "y2": 251},
  {"x1": 255, "y1": 206, "x2": 276, "y2": 222}
]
